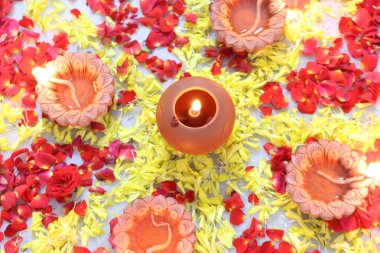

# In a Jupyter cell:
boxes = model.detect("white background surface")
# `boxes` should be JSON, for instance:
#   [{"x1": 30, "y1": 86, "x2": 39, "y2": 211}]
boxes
[{"x1": 3, "y1": 0, "x2": 380, "y2": 252}]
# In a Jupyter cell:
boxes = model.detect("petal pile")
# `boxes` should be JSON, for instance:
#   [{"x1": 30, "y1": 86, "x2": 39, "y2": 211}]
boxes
[
  {"x1": 259, "y1": 82, "x2": 289, "y2": 116},
  {"x1": 288, "y1": 38, "x2": 380, "y2": 114},
  {"x1": 339, "y1": 0, "x2": 380, "y2": 72}
]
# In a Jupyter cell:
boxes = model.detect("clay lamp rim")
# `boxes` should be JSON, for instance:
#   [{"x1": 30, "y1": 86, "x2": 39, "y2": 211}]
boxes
[
  {"x1": 286, "y1": 140, "x2": 373, "y2": 221},
  {"x1": 210, "y1": 0, "x2": 287, "y2": 52},
  {"x1": 173, "y1": 86, "x2": 219, "y2": 130}
]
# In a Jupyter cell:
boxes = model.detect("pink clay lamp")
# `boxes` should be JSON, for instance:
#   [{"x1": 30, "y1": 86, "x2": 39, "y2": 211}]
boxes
[
  {"x1": 32, "y1": 53, "x2": 115, "y2": 127},
  {"x1": 156, "y1": 77, "x2": 235, "y2": 155},
  {"x1": 110, "y1": 195, "x2": 196, "y2": 253},
  {"x1": 286, "y1": 140, "x2": 373, "y2": 220},
  {"x1": 210, "y1": 0, "x2": 287, "y2": 52}
]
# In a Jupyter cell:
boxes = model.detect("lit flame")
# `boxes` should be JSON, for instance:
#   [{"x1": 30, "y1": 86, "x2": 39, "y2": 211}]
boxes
[
  {"x1": 366, "y1": 162, "x2": 380, "y2": 181},
  {"x1": 191, "y1": 99, "x2": 201, "y2": 113},
  {"x1": 32, "y1": 66, "x2": 56, "y2": 83}
]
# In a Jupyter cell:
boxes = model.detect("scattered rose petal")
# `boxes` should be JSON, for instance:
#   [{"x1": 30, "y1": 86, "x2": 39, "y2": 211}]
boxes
[
  {"x1": 74, "y1": 200, "x2": 87, "y2": 216},
  {"x1": 230, "y1": 208, "x2": 246, "y2": 226},
  {"x1": 266, "y1": 228, "x2": 284, "y2": 241}
]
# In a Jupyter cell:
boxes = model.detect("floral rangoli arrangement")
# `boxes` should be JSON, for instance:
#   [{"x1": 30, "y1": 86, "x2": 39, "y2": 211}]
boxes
[{"x1": 1, "y1": 0, "x2": 380, "y2": 253}]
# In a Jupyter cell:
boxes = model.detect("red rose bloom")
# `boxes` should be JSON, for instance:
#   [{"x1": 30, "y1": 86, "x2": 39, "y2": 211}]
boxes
[{"x1": 46, "y1": 166, "x2": 80, "y2": 198}]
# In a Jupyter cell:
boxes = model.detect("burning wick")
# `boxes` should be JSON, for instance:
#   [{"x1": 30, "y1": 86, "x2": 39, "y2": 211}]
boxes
[
  {"x1": 146, "y1": 215, "x2": 172, "y2": 253},
  {"x1": 316, "y1": 170, "x2": 365, "y2": 185},
  {"x1": 366, "y1": 162, "x2": 380, "y2": 181},
  {"x1": 32, "y1": 67, "x2": 82, "y2": 109},
  {"x1": 188, "y1": 99, "x2": 201, "y2": 117}
]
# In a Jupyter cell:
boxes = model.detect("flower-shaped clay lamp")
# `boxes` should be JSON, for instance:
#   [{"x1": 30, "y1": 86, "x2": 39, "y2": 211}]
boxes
[
  {"x1": 110, "y1": 195, "x2": 197, "y2": 253},
  {"x1": 286, "y1": 140, "x2": 373, "y2": 220},
  {"x1": 210, "y1": 0, "x2": 287, "y2": 52},
  {"x1": 33, "y1": 53, "x2": 115, "y2": 127}
]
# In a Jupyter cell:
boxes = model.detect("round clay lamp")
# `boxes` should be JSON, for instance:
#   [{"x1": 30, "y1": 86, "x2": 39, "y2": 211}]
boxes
[
  {"x1": 109, "y1": 195, "x2": 197, "y2": 253},
  {"x1": 210, "y1": 0, "x2": 287, "y2": 52},
  {"x1": 156, "y1": 77, "x2": 235, "y2": 155},
  {"x1": 286, "y1": 140, "x2": 373, "y2": 221},
  {"x1": 33, "y1": 53, "x2": 115, "y2": 127}
]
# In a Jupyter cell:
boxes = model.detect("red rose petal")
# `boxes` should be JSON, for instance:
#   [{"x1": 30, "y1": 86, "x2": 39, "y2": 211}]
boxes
[
  {"x1": 211, "y1": 61, "x2": 222, "y2": 75},
  {"x1": 79, "y1": 171, "x2": 93, "y2": 187},
  {"x1": 146, "y1": 31, "x2": 168, "y2": 49},
  {"x1": 95, "y1": 168, "x2": 116, "y2": 183},
  {"x1": 259, "y1": 105, "x2": 273, "y2": 116},
  {"x1": 22, "y1": 110, "x2": 38, "y2": 126},
  {"x1": 184, "y1": 190, "x2": 195, "y2": 203},
  {"x1": 89, "y1": 186, "x2": 107, "y2": 194},
  {"x1": 53, "y1": 32, "x2": 69, "y2": 50},
  {"x1": 230, "y1": 208, "x2": 246, "y2": 226},
  {"x1": 305, "y1": 137, "x2": 319, "y2": 144},
  {"x1": 124, "y1": 40, "x2": 142, "y2": 56},
  {"x1": 117, "y1": 90, "x2": 136, "y2": 106},
  {"x1": 248, "y1": 193, "x2": 259, "y2": 205},
  {"x1": 174, "y1": 36, "x2": 189, "y2": 47},
  {"x1": 74, "y1": 200, "x2": 87, "y2": 216},
  {"x1": 163, "y1": 60, "x2": 181, "y2": 78},
  {"x1": 140, "y1": 0, "x2": 158, "y2": 16},
  {"x1": 245, "y1": 166, "x2": 255, "y2": 172},
  {"x1": 315, "y1": 47, "x2": 330, "y2": 65},
  {"x1": 297, "y1": 99, "x2": 317, "y2": 114},
  {"x1": 10, "y1": 219, "x2": 27, "y2": 234},
  {"x1": 272, "y1": 171, "x2": 286, "y2": 194},
  {"x1": 71, "y1": 9, "x2": 82, "y2": 18},
  {"x1": 38, "y1": 170, "x2": 53, "y2": 186},
  {"x1": 347, "y1": 40, "x2": 363, "y2": 58},
  {"x1": 1, "y1": 192, "x2": 17, "y2": 210},
  {"x1": 263, "y1": 143, "x2": 275, "y2": 155},
  {"x1": 361, "y1": 54, "x2": 378, "y2": 72},
  {"x1": 233, "y1": 237, "x2": 249, "y2": 253},
  {"x1": 266, "y1": 228, "x2": 284, "y2": 241},
  {"x1": 17, "y1": 204, "x2": 32, "y2": 219},
  {"x1": 185, "y1": 13, "x2": 197, "y2": 24},
  {"x1": 19, "y1": 16, "x2": 34, "y2": 29},
  {"x1": 118, "y1": 144, "x2": 136, "y2": 160},
  {"x1": 42, "y1": 213, "x2": 58, "y2": 228},
  {"x1": 317, "y1": 81, "x2": 337, "y2": 98},
  {"x1": 90, "y1": 122, "x2": 106, "y2": 132},
  {"x1": 302, "y1": 39, "x2": 318, "y2": 56},
  {"x1": 279, "y1": 241, "x2": 294, "y2": 253},
  {"x1": 160, "y1": 181, "x2": 177, "y2": 193},
  {"x1": 74, "y1": 246, "x2": 91, "y2": 253},
  {"x1": 365, "y1": 72, "x2": 380, "y2": 82},
  {"x1": 352, "y1": 8, "x2": 372, "y2": 28},
  {"x1": 4, "y1": 236, "x2": 22, "y2": 253},
  {"x1": 21, "y1": 92, "x2": 36, "y2": 108},
  {"x1": 31, "y1": 194, "x2": 50, "y2": 210},
  {"x1": 224, "y1": 192, "x2": 245, "y2": 212},
  {"x1": 63, "y1": 201, "x2": 75, "y2": 215},
  {"x1": 159, "y1": 14, "x2": 178, "y2": 33},
  {"x1": 34, "y1": 152, "x2": 56, "y2": 169},
  {"x1": 260, "y1": 241, "x2": 275, "y2": 253}
]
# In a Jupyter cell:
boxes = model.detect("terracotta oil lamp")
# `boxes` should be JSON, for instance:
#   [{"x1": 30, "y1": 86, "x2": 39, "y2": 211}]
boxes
[
  {"x1": 110, "y1": 195, "x2": 197, "y2": 253},
  {"x1": 156, "y1": 76, "x2": 235, "y2": 155},
  {"x1": 32, "y1": 53, "x2": 115, "y2": 127},
  {"x1": 210, "y1": 0, "x2": 287, "y2": 52},
  {"x1": 286, "y1": 140, "x2": 373, "y2": 220}
]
